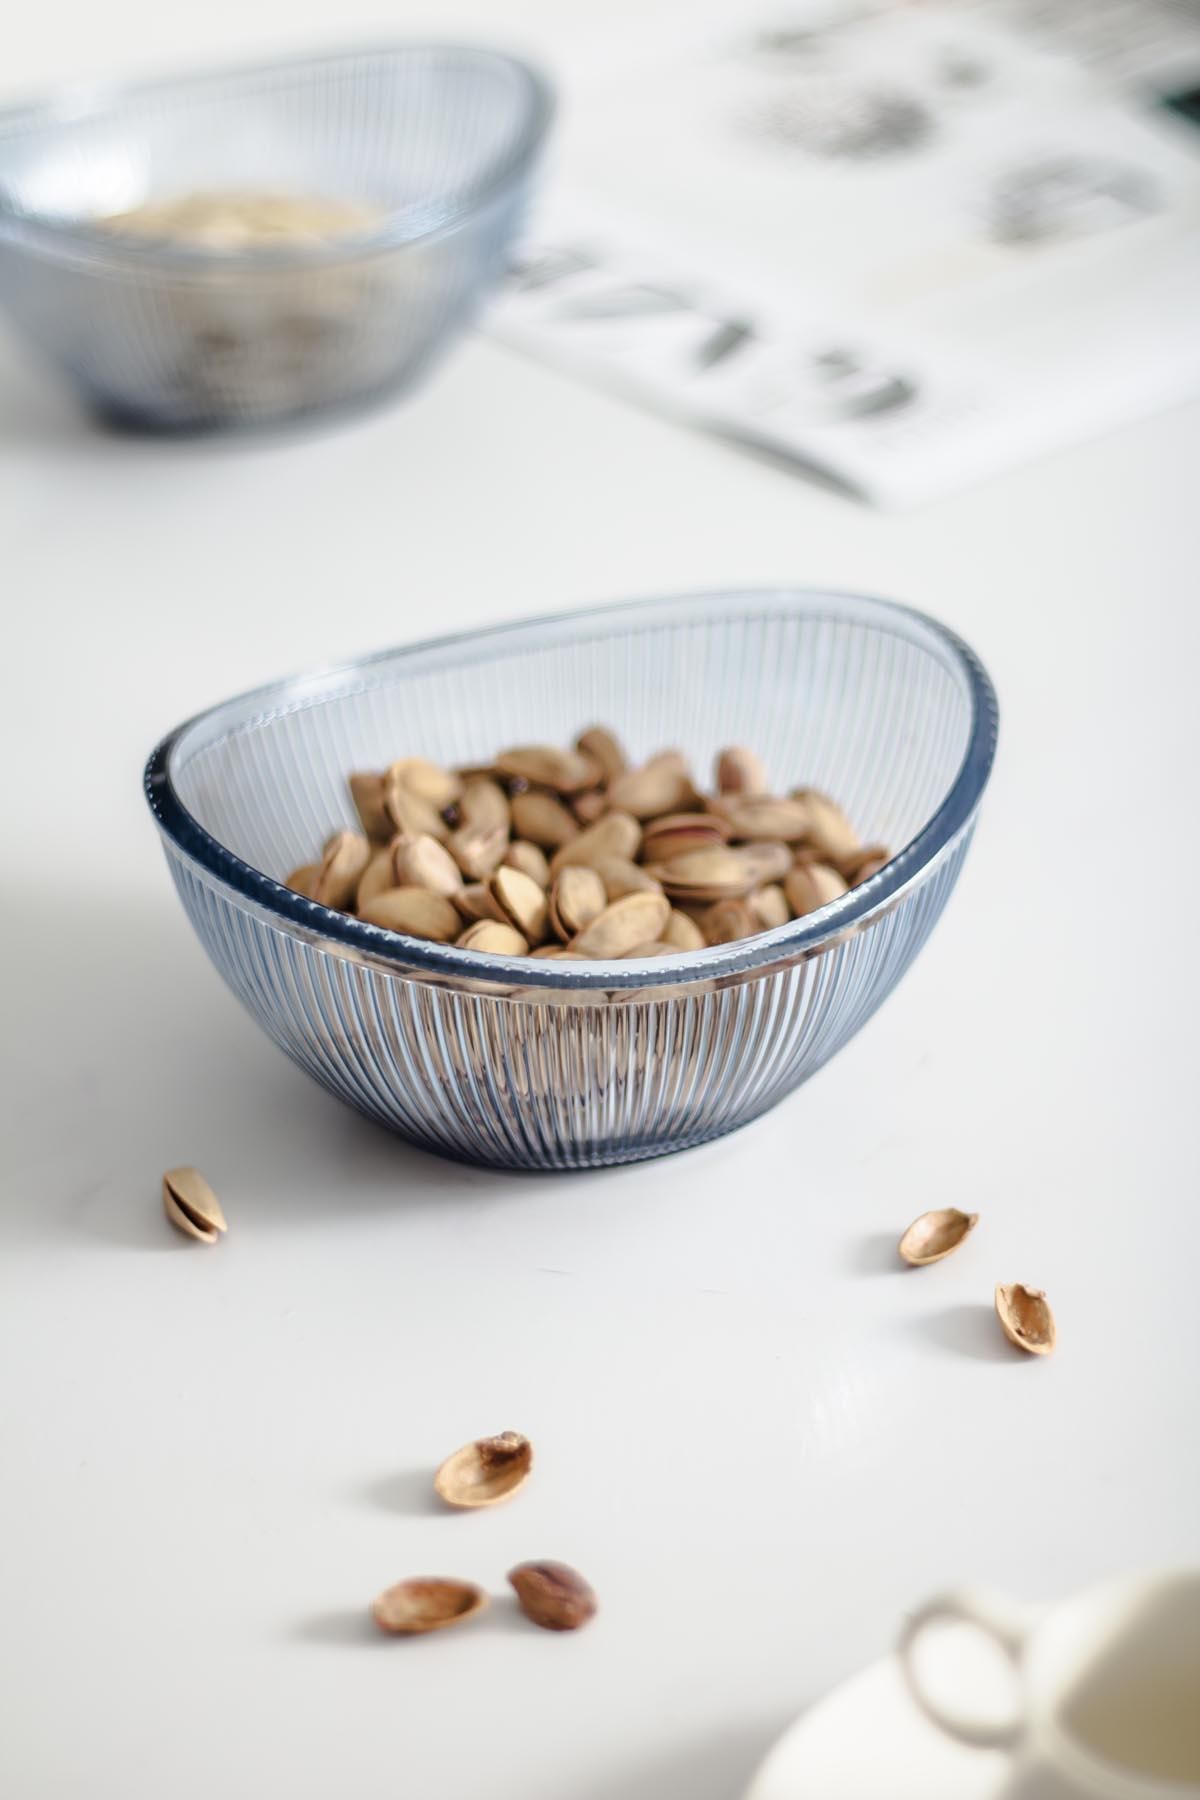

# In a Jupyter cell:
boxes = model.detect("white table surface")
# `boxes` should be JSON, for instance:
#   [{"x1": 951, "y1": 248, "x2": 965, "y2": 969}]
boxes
[{"x1": 2, "y1": 4, "x2": 1199, "y2": 1797}]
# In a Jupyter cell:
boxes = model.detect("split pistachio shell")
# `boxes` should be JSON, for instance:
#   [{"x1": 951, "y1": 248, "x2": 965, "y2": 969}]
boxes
[
  {"x1": 313, "y1": 830, "x2": 371, "y2": 909},
  {"x1": 491, "y1": 865, "x2": 549, "y2": 944},
  {"x1": 508, "y1": 1562, "x2": 597, "y2": 1632},
  {"x1": 575, "y1": 726, "x2": 627, "y2": 781},
  {"x1": 641, "y1": 813, "x2": 732, "y2": 862},
  {"x1": 285, "y1": 862, "x2": 320, "y2": 899},
  {"x1": 448, "y1": 822, "x2": 508, "y2": 881},
  {"x1": 494, "y1": 745, "x2": 599, "y2": 793},
  {"x1": 898, "y1": 1208, "x2": 979, "y2": 1266},
  {"x1": 510, "y1": 790, "x2": 580, "y2": 850},
  {"x1": 995, "y1": 1285, "x2": 1057, "y2": 1355},
  {"x1": 784, "y1": 861, "x2": 849, "y2": 915},
  {"x1": 503, "y1": 839, "x2": 552, "y2": 887},
  {"x1": 791, "y1": 788, "x2": 860, "y2": 863},
  {"x1": 549, "y1": 866, "x2": 607, "y2": 940},
  {"x1": 392, "y1": 833, "x2": 463, "y2": 898},
  {"x1": 457, "y1": 920, "x2": 529, "y2": 956},
  {"x1": 458, "y1": 776, "x2": 511, "y2": 834},
  {"x1": 385, "y1": 757, "x2": 461, "y2": 811},
  {"x1": 358, "y1": 888, "x2": 461, "y2": 942},
  {"x1": 715, "y1": 745, "x2": 768, "y2": 795},
  {"x1": 550, "y1": 811, "x2": 642, "y2": 874},
  {"x1": 663, "y1": 908, "x2": 707, "y2": 950},
  {"x1": 568, "y1": 891, "x2": 670, "y2": 958},
  {"x1": 348, "y1": 772, "x2": 391, "y2": 841},
  {"x1": 654, "y1": 846, "x2": 758, "y2": 902},
  {"x1": 434, "y1": 1431, "x2": 533, "y2": 1508},
  {"x1": 372, "y1": 1577, "x2": 489, "y2": 1636},
  {"x1": 163, "y1": 1166, "x2": 226, "y2": 1244}
]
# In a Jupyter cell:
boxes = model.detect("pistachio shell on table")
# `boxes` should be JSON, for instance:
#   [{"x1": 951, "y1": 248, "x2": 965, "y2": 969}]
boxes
[
  {"x1": 574, "y1": 725, "x2": 627, "y2": 781},
  {"x1": 313, "y1": 830, "x2": 371, "y2": 910},
  {"x1": 434, "y1": 1431, "x2": 533, "y2": 1509},
  {"x1": 348, "y1": 771, "x2": 392, "y2": 841},
  {"x1": 715, "y1": 745, "x2": 769, "y2": 796},
  {"x1": 456, "y1": 920, "x2": 529, "y2": 956},
  {"x1": 549, "y1": 865, "x2": 608, "y2": 941},
  {"x1": 162, "y1": 1166, "x2": 227, "y2": 1245},
  {"x1": 392, "y1": 833, "x2": 463, "y2": 898},
  {"x1": 898, "y1": 1208, "x2": 979, "y2": 1267},
  {"x1": 358, "y1": 887, "x2": 462, "y2": 942},
  {"x1": 494, "y1": 745, "x2": 601, "y2": 794},
  {"x1": 567, "y1": 891, "x2": 671, "y2": 958},
  {"x1": 508, "y1": 1562, "x2": 597, "y2": 1632},
  {"x1": 458, "y1": 775, "x2": 511, "y2": 834},
  {"x1": 384, "y1": 757, "x2": 461, "y2": 812},
  {"x1": 995, "y1": 1285, "x2": 1057, "y2": 1356},
  {"x1": 372, "y1": 1577, "x2": 489, "y2": 1636},
  {"x1": 510, "y1": 790, "x2": 580, "y2": 850},
  {"x1": 784, "y1": 862, "x2": 849, "y2": 916},
  {"x1": 490, "y1": 865, "x2": 549, "y2": 944},
  {"x1": 550, "y1": 811, "x2": 642, "y2": 875},
  {"x1": 790, "y1": 788, "x2": 861, "y2": 863},
  {"x1": 503, "y1": 839, "x2": 552, "y2": 887}
]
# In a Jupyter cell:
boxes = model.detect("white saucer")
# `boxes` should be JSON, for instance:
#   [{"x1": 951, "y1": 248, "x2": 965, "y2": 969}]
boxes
[{"x1": 744, "y1": 1653, "x2": 1010, "y2": 1800}]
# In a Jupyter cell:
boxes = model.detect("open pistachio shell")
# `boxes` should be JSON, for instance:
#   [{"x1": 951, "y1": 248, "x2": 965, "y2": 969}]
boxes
[
  {"x1": 898, "y1": 1207, "x2": 979, "y2": 1266},
  {"x1": 434, "y1": 1431, "x2": 533, "y2": 1509},
  {"x1": 372, "y1": 1577, "x2": 489, "y2": 1636},
  {"x1": 995, "y1": 1285, "x2": 1057, "y2": 1355}
]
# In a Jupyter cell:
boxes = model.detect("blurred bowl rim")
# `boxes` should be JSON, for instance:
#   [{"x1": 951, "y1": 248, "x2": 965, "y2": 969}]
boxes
[
  {"x1": 0, "y1": 40, "x2": 554, "y2": 272},
  {"x1": 144, "y1": 587, "x2": 999, "y2": 991}
]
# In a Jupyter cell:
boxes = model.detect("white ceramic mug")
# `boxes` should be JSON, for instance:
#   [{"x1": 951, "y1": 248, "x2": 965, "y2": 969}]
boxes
[{"x1": 898, "y1": 1570, "x2": 1200, "y2": 1799}]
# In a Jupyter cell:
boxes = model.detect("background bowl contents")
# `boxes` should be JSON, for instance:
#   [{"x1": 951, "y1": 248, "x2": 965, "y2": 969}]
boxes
[
  {"x1": 284, "y1": 729, "x2": 891, "y2": 959},
  {"x1": 0, "y1": 44, "x2": 552, "y2": 429},
  {"x1": 145, "y1": 588, "x2": 997, "y2": 1168}
]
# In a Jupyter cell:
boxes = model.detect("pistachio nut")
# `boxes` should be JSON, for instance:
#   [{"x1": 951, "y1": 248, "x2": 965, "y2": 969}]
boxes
[
  {"x1": 162, "y1": 1166, "x2": 226, "y2": 1245},
  {"x1": 358, "y1": 888, "x2": 461, "y2": 941}
]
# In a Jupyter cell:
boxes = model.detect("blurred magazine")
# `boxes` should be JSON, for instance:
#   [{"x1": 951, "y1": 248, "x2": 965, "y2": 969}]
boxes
[{"x1": 488, "y1": 0, "x2": 1200, "y2": 505}]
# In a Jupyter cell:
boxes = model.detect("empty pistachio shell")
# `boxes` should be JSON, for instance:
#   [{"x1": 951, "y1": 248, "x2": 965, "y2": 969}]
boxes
[
  {"x1": 490, "y1": 865, "x2": 549, "y2": 944},
  {"x1": 898, "y1": 1208, "x2": 979, "y2": 1266},
  {"x1": 392, "y1": 833, "x2": 463, "y2": 897},
  {"x1": 784, "y1": 862, "x2": 849, "y2": 916},
  {"x1": 348, "y1": 771, "x2": 391, "y2": 841},
  {"x1": 284, "y1": 862, "x2": 320, "y2": 899},
  {"x1": 503, "y1": 839, "x2": 552, "y2": 887},
  {"x1": 457, "y1": 921, "x2": 529, "y2": 956},
  {"x1": 494, "y1": 745, "x2": 600, "y2": 793},
  {"x1": 385, "y1": 757, "x2": 461, "y2": 811},
  {"x1": 372, "y1": 1578, "x2": 489, "y2": 1636},
  {"x1": 995, "y1": 1285, "x2": 1057, "y2": 1356},
  {"x1": 549, "y1": 865, "x2": 607, "y2": 941},
  {"x1": 663, "y1": 908, "x2": 707, "y2": 951},
  {"x1": 568, "y1": 891, "x2": 670, "y2": 958},
  {"x1": 508, "y1": 1562, "x2": 597, "y2": 1632},
  {"x1": 458, "y1": 776, "x2": 511, "y2": 834},
  {"x1": 163, "y1": 1167, "x2": 226, "y2": 1244},
  {"x1": 715, "y1": 745, "x2": 768, "y2": 795},
  {"x1": 608, "y1": 754, "x2": 697, "y2": 820},
  {"x1": 551, "y1": 811, "x2": 642, "y2": 874},
  {"x1": 448, "y1": 822, "x2": 508, "y2": 881},
  {"x1": 434, "y1": 1431, "x2": 533, "y2": 1509},
  {"x1": 791, "y1": 788, "x2": 860, "y2": 862},
  {"x1": 313, "y1": 830, "x2": 371, "y2": 910},
  {"x1": 575, "y1": 725, "x2": 627, "y2": 780},
  {"x1": 510, "y1": 790, "x2": 580, "y2": 850},
  {"x1": 358, "y1": 888, "x2": 461, "y2": 942}
]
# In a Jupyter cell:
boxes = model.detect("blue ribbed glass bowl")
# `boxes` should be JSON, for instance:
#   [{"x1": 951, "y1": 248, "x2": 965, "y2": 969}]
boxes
[
  {"x1": 0, "y1": 44, "x2": 551, "y2": 429},
  {"x1": 145, "y1": 589, "x2": 998, "y2": 1169}
]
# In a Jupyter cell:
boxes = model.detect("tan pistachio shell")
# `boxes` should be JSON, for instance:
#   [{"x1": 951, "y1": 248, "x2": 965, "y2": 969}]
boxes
[
  {"x1": 791, "y1": 788, "x2": 860, "y2": 862},
  {"x1": 549, "y1": 866, "x2": 608, "y2": 941},
  {"x1": 456, "y1": 921, "x2": 529, "y2": 956},
  {"x1": 738, "y1": 841, "x2": 793, "y2": 885},
  {"x1": 372, "y1": 1578, "x2": 489, "y2": 1636},
  {"x1": 448, "y1": 822, "x2": 508, "y2": 881},
  {"x1": 383, "y1": 776, "x2": 448, "y2": 843},
  {"x1": 503, "y1": 839, "x2": 552, "y2": 887},
  {"x1": 284, "y1": 862, "x2": 320, "y2": 899},
  {"x1": 458, "y1": 776, "x2": 511, "y2": 834},
  {"x1": 434, "y1": 1431, "x2": 533, "y2": 1509},
  {"x1": 898, "y1": 1208, "x2": 979, "y2": 1266},
  {"x1": 845, "y1": 846, "x2": 891, "y2": 886},
  {"x1": 750, "y1": 884, "x2": 791, "y2": 930},
  {"x1": 510, "y1": 790, "x2": 580, "y2": 850},
  {"x1": 594, "y1": 857, "x2": 664, "y2": 901},
  {"x1": 348, "y1": 772, "x2": 391, "y2": 841},
  {"x1": 574, "y1": 725, "x2": 626, "y2": 780},
  {"x1": 567, "y1": 891, "x2": 670, "y2": 958},
  {"x1": 608, "y1": 754, "x2": 697, "y2": 820},
  {"x1": 641, "y1": 813, "x2": 732, "y2": 862},
  {"x1": 784, "y1": 862, "x2": 849, "y2": 916},
  {"x1": 358, "y1": 888, "x2": 461, "y2": 942},
  {"x1": 995, "y1": 1285, "x2": 1057, "y2": 1356},
  {"x1": 701, "y1": 898, "x2": 759, "y2": 945},
  {"x1": 715, "y1": 745, "x2": 769, "y2": 795},
  {"x1": 313, "y1": 830, "x2": 371, "y2": 910},
  {"x1": 494, "y1": 745, "x2": 600, "y2": 793},
  {"x1": 653, "y1": 846, "x2": 759, "y2": 903},
  {"x1": 356, "y1": 844, "x2": 399, "y2": 911},
  {"x1": 392, "y1": 833, "x2": 463, "y2": 897},
  {"x1": 163, "y1": 1167, "x2": 226, "y2": 1244},
  {"x1": 385, "y1": 757, "x2": 461, "y2": 811},
  {"x1": 663, "y1": 908, "x2": 707, "y2": 951},
  {"x1": 454, "y1": 882, "x2": 508, "y2": 925},
  {"x1": 490, "y1": 865, "x2": 549, "y2": 944},
  {"x1": 572, "y1": 789, "x2": 609, "y2": 825},
  {"x1": 550, "y1": 811, "x2": 642, "y2": 874}
]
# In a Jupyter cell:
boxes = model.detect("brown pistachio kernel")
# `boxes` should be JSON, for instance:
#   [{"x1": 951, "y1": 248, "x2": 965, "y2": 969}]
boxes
[{"x1": 508, "y1": 1561, "x2": 597, "y2": 1632}]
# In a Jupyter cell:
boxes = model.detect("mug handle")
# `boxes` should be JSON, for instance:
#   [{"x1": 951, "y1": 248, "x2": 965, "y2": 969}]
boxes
[{"x1": 897, "y1": 1590, "x2": 1035, "y2": 1750}]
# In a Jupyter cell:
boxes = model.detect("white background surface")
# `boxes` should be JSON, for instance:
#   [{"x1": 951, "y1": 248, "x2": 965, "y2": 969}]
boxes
[{"x1": 2, "y1": 4, "x2": 1198, "y2": 1798}]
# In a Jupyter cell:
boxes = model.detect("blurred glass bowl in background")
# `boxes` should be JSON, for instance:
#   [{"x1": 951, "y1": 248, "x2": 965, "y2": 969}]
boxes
[{"x1": 0, "y1": 43, "x2": 552, "y2": 430}]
